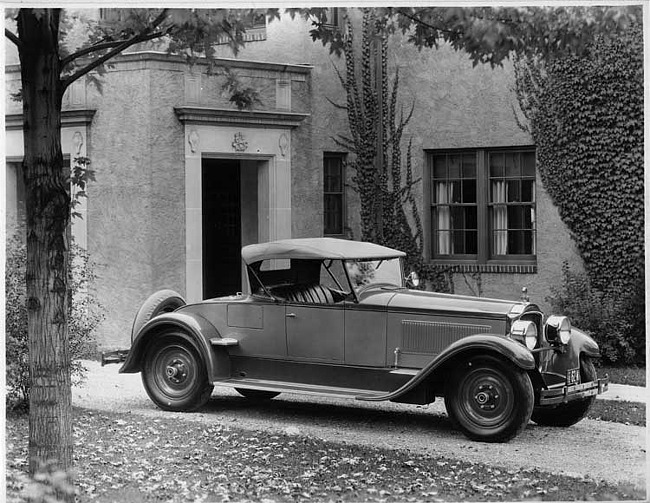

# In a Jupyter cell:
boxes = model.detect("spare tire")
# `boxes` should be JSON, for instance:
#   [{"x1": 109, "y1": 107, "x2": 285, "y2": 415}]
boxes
[{"x1": 131, "y1": 289, "x2": 186, "y2": 341}]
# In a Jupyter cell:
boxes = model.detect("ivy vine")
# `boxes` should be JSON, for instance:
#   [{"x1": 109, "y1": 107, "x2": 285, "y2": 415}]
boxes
[
  {"x1": 514, "y1": 22, "x2": 644, "y2": 293},
  {"x1": 332, "y1": 10, "x2": 450, "y2": 292},
  {"x1": 514, "y1": 22, "x2": 643, "y2": 362}
]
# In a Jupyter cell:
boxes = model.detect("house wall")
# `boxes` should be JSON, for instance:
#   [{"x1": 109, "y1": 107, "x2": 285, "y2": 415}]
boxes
[
  {"x1": 5, "y1": 11, "x2": 583, "y2": 351},
  {"x1": 81, "y1": 57, "x2": 185, "y2": 348},
  {"x1": 212, "y1": 15, "x2": 355, "y2": 239},
  {"x1": 384, "y1": 36, "x2": 583, "y2": 309},
  {"x1": 224, "y1": 15, "x2": 582, "y2": 310}
]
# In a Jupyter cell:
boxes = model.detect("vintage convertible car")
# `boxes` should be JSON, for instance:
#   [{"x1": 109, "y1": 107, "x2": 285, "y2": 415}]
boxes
[{"x1": 109, "y1": 238, "x2": 608, "y2": 442}]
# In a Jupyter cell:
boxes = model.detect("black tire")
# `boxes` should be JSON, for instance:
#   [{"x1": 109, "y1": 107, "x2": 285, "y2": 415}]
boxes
[
  {"x1": 132, "y1": 289, "x2": 185, "y2": 341},
  {"x1": 142, "y1": 333, "x2": 213, "y2": 411},
  {"x1": 445, "y1": 356, "x2": 534, "y2": 442},
  {"x1": 531, "y1": 356, "x2": 597, "y2": 427},
  {"x1": 235, "y1": 388, "x2": 280, "y2": 401}
]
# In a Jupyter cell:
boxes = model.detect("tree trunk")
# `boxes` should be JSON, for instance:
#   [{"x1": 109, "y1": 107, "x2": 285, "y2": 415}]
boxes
[{"x1": 17, "y1": 9, "x2": 73, "y2": 480}]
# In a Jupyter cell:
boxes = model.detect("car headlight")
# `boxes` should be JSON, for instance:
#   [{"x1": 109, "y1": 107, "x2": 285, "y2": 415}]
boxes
[
  {"x1": 545, "y1": 315, "x2": 571, "y2": 345},
  {"x1": 510, "y1": 320, "x2": 538, "y2": 350}
]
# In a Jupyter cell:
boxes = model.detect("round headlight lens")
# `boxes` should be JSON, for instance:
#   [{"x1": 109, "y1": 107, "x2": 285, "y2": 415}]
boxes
[
  {"x1": 510, "y1": 320, "x2": 538, "y2": 350},
  {"x1": 545, "y1": 315, "x2": 572, "y2": 345}
]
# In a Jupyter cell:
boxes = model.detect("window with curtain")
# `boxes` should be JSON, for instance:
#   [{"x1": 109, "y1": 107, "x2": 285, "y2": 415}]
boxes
[
  {"x1": 324, "y1": 153, "x2": 346, "y2": 235},
  {"x1": 489, "y1": 151, "x2": 536, "y2": 257},
  {"x1": 431, "y1": 153, "x2": 477, "y2": 257},
  {"x1": 430, "y1": 148, "x2": 536, "y2": 264}
]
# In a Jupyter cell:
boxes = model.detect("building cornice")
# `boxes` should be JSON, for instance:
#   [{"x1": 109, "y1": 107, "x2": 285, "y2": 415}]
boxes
[
  {"x1": 121, "y1": 51, "x2": 313, "y2": 75},
  {"x1": 5, "y1": 109, "x2": 97, "y2": 130},
  {"x1": 174, "y1": 106, "x2": 309, "y2": 128},
  {"x1": 5, "y1": 52, "x2": 314, "y2": 77}
]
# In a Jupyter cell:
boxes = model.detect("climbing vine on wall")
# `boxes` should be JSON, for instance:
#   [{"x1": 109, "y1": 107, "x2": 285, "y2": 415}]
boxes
[
  {"x1": 514, "y1": 22, "x2": 643, "y2": 291},
  {"x1": 333, "y1": 9, "x2": 450, "y2": 291},
  {"x1": 514, "y1": 22, "x2": 644, "y2": 362}
]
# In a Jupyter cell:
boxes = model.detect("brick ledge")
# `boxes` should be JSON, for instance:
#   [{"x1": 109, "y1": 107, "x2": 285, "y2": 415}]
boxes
[{"x1": 435, "y1": 263, "x2": 538, "y2": 275}]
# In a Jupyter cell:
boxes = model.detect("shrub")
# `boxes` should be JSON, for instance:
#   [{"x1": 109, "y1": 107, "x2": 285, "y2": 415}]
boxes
[
  {"x1": 547, "y1": 262, "x2": 644, "y2": 365},
  {"x1": 5, "y1": 232, "x2": 104, "y2": 409}
]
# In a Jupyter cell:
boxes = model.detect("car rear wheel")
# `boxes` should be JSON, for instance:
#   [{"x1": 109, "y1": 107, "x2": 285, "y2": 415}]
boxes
[
  {"x1": 445, "y1": 356, "x2": 534, "y2": 442},
  {"x1": 531, "y1": 356, "x2": 597, "y2": 427},
  {"x1": 132, "y1": 289, "x2": 186, "y2": 341},
  {"x1": 142, "y1": 333, "x2": 213, "y2": 412},
  {"x1": 235, "y1": 388, "x2": 280, "y2": 400}
]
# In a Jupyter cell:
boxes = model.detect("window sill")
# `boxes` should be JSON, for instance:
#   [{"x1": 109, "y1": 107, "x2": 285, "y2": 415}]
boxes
[{"x1": 431, "y1": 261, "x2": 537, "y2": 275}]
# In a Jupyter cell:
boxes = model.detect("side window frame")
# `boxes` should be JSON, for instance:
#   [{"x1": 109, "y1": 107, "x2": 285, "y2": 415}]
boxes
[
  {"x1": 323, "y1": 152, "x2": 347, "y2": 236},
  {"x1": 428, "y1": 147, "x2": 537, "y2": 268}
]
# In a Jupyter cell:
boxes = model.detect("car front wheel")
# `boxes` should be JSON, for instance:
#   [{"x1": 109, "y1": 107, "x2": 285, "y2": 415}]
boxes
[
  {"x1": 445, "y1": 356, "x2": 534, "y2": 442},
  {"x1": 142, "y1": 332, "x2": 214, "y2": 412},
  {"x1": 531, "y1": 356, "x2": 597, "y2": 427}
]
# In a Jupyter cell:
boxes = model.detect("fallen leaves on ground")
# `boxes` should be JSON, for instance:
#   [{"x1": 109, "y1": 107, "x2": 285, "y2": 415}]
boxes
[{"x1": 6, "y1": 408, "x2": 644, "y2": 502}]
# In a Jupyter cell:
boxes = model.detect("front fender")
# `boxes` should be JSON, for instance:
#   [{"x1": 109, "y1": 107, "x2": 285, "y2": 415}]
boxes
[
  {"x1": 359, "y1": 334, "x2": 534, "y2": 402},
  {"x1": 569, "y1": 327, "x2": 600, "y2": 358},
  {"x1": 536, "y1": 326, "x2": 601, "y2": 387},
  {"x1": 120, "y1": 312, "x2": 223, "y2": 378}
]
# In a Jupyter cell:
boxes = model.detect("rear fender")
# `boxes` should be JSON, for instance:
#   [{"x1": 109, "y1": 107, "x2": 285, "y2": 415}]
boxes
[
  {"x1": 120, "y1": 312, "x2": 230, "y2": 380},
  {"x1": 360, "y1": 334, "x2": 535, "y2": 402}
]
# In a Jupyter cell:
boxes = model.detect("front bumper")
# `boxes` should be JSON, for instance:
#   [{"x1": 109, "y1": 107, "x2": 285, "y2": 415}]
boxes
[{"x1": 538, "y1": 376, "x2": 609, "y2": 406}]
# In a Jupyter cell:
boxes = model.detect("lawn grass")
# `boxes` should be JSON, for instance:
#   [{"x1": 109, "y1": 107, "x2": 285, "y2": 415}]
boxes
[
  {"x1": 597, "y1": 365, "x2": 646, "y2": 386},
  {"x1": 588, "y1": 400, "x2": 645, "y2": 426},
  {"x1": 6, "y1": 408, "x2": 645, "y2": 503}
]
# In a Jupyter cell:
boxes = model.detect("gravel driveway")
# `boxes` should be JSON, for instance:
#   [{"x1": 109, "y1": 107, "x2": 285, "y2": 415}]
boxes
[{"x1": 73, "y1": 360, "x2": 646, "y2": 491}]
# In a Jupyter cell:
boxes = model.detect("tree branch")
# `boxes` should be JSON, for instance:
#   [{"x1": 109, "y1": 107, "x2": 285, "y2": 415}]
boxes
[
  {"x1": 61, "y1": 30, "x2": 167, "y2": 90},
  {"x1": 325, "y1": 96, "x2": 347, "y2": 110},
  {"x1": 5, "y1": 28, "x2": 22, "y2": 49},
  {"x1": 397, "y1": 10, "x2": 459, "y2": 36},
  {"x1": 61, "y1": 8, "x2": 171, "y2": 90},
  {"x1": 61, "y1": 40, "x2": 129, "y2": 67}
]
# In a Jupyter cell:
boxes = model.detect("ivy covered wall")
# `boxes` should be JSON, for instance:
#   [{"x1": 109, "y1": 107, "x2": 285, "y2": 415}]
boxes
[
  {"x1": 515, "y1": 23, "x2": 643, "y2": 291},
  {"x1": 514, "y1": 22, "x2": 644, "y2": 363}
]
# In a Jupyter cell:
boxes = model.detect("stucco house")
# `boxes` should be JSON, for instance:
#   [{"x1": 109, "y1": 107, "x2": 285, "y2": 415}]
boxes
[{"x1": 5, "y1": 10, "x2": 582, "y2": 350}]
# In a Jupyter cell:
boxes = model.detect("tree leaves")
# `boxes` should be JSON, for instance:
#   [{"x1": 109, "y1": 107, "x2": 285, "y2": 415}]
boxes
[{"x1": 300, "y1": 7, "x2": 641, "y2": 67}]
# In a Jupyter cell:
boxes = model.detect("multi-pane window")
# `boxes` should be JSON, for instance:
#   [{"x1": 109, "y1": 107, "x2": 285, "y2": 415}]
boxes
[
  {"x1": 323, "y1": 154, "x2": 346, "y2": 235},
  {"x1": 432, "y1": 153, "x2": 478, "y2": 256},
  {"x1": 488, "y1": 151, "x2": 536, "y2": 256},
  {"x1": 323, "y1": 7, "x2": 344, "y2": 29},
  {"x1": 430, "y1": 149, "x2": 536, "y2": 263}
]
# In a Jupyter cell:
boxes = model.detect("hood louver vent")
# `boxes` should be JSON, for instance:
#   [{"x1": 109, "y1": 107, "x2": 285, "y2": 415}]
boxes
[{"x1": 401, "y1": 320, "x2": 492, "y2": 353}]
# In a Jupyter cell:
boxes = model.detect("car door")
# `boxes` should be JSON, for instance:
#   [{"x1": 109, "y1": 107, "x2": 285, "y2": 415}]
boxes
[
  {"x1": 225, "y1": 299, "x2": 288, "y2": 358},
  {"x1": 286, "y1": 302, "x2": 345, "y2": 362}
]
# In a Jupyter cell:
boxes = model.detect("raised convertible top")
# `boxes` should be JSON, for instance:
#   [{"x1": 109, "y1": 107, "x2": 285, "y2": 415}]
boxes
[{"x1": 242, "y1": 238, "x2": 406, "y2": 265}]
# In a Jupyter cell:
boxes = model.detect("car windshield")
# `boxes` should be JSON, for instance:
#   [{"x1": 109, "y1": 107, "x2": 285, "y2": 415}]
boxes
[{"x1": 344, "y1": 258, "x2": 403, "y2": 293}]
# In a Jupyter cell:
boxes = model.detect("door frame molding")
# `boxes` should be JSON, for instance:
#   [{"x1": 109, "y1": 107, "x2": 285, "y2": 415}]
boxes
[{"x1": 181, "y1": 124, "x2": 293, "y2": 303}]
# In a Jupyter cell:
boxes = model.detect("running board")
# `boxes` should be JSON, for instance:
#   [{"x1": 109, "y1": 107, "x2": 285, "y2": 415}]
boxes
[{"x1": 213, "y1": 377, "x2": 390, "y2": 401}]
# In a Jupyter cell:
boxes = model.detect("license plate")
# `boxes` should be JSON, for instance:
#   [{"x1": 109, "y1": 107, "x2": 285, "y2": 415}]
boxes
[{"x1": 566, "y1": 368, "x2": 580, "y2": 386}]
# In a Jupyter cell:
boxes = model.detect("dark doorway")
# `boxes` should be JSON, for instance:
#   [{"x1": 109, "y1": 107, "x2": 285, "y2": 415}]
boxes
[{"x1": 202, "y1": 158, "x2": 242, "y2": 298}]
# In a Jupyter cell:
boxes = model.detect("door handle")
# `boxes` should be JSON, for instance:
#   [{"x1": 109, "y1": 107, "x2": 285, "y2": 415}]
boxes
[{"x1": 286, "y1": 313, "x2": 296, "y2": 318}]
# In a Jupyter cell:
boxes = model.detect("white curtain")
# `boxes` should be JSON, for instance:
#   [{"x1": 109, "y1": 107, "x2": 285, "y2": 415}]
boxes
[
  {"x1": 492, "y1": 181, "x2": 508, "y2": 255},
  {"x1": 436, "y1": 182, "x2": 453, "y2": 255},
  {"x1": 530, "y1": 207, "x2": 537, "y2": 254}
]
